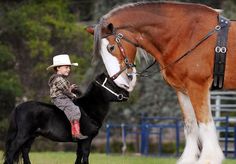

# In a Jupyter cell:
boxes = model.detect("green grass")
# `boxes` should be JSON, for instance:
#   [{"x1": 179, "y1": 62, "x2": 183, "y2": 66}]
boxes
[{"x1": 1, "y1": 151, "x2": 236, "y2": 164}]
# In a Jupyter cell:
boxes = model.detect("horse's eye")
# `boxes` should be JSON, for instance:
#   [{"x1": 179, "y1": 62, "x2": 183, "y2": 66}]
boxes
[{"x1": 107, "y1": 44, "x2": 115, "y2": 53}]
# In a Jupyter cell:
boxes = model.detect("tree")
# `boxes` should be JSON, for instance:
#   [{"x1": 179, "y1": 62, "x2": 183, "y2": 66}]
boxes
[
  {"x1": 0, "y1": 0, "x2": 94, "y2": 148},
  {"x1": 0, "y1": 0, "x2": 93, "y2": 101}
]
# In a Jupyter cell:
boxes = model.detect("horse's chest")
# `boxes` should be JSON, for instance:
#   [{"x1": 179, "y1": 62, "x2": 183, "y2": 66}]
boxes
[{"x1": 161, "y1": 70, "x2": 185, "y2": 91}]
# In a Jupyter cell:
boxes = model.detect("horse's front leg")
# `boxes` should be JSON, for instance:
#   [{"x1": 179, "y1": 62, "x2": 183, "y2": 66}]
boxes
[
  {"x1": 75, "y1": 139, "x2": 92, "y2": 164},
  {"x1": 188, "y1": 82, "x2": 224, "y2": 164},
  {"x1": 176, "y1": 91, "x2": 200, "y2": 164}
]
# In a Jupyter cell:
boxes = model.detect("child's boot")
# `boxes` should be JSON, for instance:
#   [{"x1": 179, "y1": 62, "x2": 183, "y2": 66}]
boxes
[{"x1": 71, "y1": 120, "x2": 88, "y2": 140}]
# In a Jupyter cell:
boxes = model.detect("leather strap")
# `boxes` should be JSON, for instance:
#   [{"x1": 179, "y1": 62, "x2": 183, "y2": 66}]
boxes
[{"x1": 212, "y1": 15, "x2": 230, "y2": 90}]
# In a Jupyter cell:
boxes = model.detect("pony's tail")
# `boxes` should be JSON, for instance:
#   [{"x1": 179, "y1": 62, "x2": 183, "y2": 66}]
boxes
[{"x1": 3, "y1": 107, "x2": 20, "y2": 163}]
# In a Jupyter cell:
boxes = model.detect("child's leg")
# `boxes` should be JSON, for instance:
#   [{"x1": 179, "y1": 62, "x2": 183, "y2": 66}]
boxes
[
  {"x1": 52, "y1": 97, "x2": 81, "y2": 121},
  {"x1": 52, "y1": 97, "x2": 87, "y2": 139}
]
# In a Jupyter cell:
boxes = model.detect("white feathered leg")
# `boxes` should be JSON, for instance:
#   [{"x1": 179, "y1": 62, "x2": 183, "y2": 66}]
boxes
[
  {"x1": 196, "y1": 92, "x2": 224, "y2": 164},
  {"x1": 177, "y1": 92, "x2": 200, "y2": 164},
  {"x1": 197, "y1": 121, "x2": 224, "y2": 164}
]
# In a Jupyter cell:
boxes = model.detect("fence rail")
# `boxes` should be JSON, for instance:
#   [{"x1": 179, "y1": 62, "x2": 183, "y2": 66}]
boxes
[{"x1": 105, "y1": 91, "x2": 236, "y2": 157}]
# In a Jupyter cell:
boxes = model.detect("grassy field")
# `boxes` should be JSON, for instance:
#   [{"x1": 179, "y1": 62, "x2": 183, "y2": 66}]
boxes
[{"x1": 1, "y1": 151, "x2": 236, "y2": 164}]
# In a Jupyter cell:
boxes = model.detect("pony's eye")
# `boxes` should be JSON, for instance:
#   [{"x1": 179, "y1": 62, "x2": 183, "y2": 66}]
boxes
[{"x1": 107, "y1": 44, "x2": 115, "y2": 53}]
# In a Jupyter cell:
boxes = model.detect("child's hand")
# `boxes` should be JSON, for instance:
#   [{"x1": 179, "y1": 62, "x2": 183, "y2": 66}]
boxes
[
  {"x1": 70, "y1": 84, "x2": 82, "y2": 96},
  {"x1": 70, "y1": 84, "x2": 78, "y2": 91}
]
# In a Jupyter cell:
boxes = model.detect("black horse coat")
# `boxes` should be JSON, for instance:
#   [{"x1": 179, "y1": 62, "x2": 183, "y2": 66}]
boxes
[{"x1": 4, "y1": 73, "x2": 129, "y2": 164}]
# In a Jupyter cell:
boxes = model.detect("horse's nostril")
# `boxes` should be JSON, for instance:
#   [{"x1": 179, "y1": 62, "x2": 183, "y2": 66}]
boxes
[
  {"x1": 127, "y1": 74, "x2": 133, "y2": 81},
  {"x1": 122, "y1": 84, "x2": 129, "y2": 89}
]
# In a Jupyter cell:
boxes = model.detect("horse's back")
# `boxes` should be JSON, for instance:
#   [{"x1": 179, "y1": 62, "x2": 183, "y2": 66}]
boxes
[{"x1": 223, "y1": 21, "x2": 236, "y2": 89}]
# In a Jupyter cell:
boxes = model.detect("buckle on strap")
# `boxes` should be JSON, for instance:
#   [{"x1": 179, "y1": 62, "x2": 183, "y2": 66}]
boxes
[{"x1": 215, "y1": 46, "x2": 227, "y2": 53}]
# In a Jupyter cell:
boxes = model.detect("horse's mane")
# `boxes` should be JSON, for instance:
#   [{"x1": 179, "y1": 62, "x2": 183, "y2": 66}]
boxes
[{"x1": 104, "y1": 1, "x2": 216, "y2": 19}]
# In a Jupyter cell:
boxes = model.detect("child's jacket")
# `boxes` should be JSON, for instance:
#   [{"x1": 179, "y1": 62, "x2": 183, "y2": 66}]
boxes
[{"x1": 48, "y1": 74, "x2": 75, "y2": 99}]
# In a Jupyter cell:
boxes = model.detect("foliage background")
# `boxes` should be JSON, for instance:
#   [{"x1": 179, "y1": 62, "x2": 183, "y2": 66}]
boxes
[{"x1": 0, "y1": 0, "x2": 236, "y2": 151}]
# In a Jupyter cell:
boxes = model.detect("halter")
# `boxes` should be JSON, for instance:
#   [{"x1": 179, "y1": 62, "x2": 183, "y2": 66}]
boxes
[
  {"x1": 95, "y1": 77, "x2": 129, "y2": 101},
  {"x1": 108, "y1": 32, "x2": 137, "y2": 80}
]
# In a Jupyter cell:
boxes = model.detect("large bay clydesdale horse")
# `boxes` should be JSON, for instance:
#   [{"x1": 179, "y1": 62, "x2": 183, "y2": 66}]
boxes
[
  {"x1": 3, "y1": 73, "x2": 129, "y2": 164},
  {"x1": 86, "y1": 2, "x2": 236, "y2": 164}
]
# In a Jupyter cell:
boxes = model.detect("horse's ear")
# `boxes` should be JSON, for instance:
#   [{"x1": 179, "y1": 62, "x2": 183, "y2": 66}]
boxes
[
  {"x1": 107, "y1": 23, "x2": 114, "y2": 33},
  {"x1": 86, "y1": 25, "x2": 94, "y2": 35}
]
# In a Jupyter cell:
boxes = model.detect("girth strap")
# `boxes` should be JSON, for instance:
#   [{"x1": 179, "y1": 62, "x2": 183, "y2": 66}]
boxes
[{"x1": 212, "y1": 15, "x2": 230, "y2": 90}]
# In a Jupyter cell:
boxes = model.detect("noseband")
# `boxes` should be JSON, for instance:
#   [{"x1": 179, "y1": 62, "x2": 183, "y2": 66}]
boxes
[{"x1": 95, "y1": 77, "x2": 128, "y2": 101}]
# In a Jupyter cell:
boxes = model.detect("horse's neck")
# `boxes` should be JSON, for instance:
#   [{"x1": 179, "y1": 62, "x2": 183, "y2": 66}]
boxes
[{"x1": 110, "y1": 3, "x2": 217, "y2": 67}]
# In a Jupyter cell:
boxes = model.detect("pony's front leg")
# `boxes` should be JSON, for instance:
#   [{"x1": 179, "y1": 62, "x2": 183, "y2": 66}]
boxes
[
  {"x1": 75, "y1": 142, "x2": 83, "y2": 164},
  {"x1": 188, "y1": 83, "x2": 224, "y2": 164},
  {"x1": 75, "y1": 139, "x2": 92, "y2": 164},
  {"x1": 176, "y1": 91, "x2": 200, "y2": 164}
]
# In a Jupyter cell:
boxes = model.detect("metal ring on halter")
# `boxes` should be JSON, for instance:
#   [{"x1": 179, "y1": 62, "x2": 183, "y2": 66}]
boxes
[
  {"x1": 115, "y1": 37, "x2": 120, "y2": 43},
  {"x1": 117, "y1": 33, "x2": 123, "y2": 39},
  {"x1": 215, "y1": 25, "x2": 221, "y2": 31},
  {"x1": 124, "y1": 58, "x2": 129, "y2": 64},
  {"x1": 117, "y1": 94, "x2": 124, "y2": 100},
  {"x1": 115, "y1": 33, "x2": 123, "y2": 43}
]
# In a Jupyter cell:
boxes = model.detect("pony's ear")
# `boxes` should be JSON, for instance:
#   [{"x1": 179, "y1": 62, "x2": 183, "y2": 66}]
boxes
[
  {"x1": 107, "y1": 23, "x2": 114, "y2": 33},
  {"x1": 85, "y1": 25, "x2": 94, "y2": 35}
]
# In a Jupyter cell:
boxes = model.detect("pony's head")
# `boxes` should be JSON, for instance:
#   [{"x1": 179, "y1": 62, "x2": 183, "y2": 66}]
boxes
[
  {"x1": 94, "y1": 72, "x2": 129, "y2": 102},
  {"x1": 86, "y1": 17, "x2": 138, "y2": 92}
]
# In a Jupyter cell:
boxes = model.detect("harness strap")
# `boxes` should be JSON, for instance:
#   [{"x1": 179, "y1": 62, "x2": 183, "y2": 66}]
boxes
[
  {"x1": 212, "y1": 15, "x2": 230, "y2": 89},
  {"x1": 95, "y1": 78, "x2": 128, "y2": 100},
  {"x1": 136, "y1": 60, "x2": 157, "y2": 77},
  {"x1": 160, "y1": 26, "x2": 219, "y2": 71}
]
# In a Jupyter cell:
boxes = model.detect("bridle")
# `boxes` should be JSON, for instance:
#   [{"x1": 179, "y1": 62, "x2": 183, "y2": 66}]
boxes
[
  {"x1": 95, "y1": 77, "x2": 129, "y2": 101},
  {"x1": 104, "y1": 30, "x2": 138, "y2": 81},
  {"x1": 103, "y1": 28, "x2": 158, "y2": 80}
]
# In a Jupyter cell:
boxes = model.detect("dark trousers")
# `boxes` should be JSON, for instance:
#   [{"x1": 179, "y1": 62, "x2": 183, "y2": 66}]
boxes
[{"x1": 52, "y1": 96, "x2": 81, "y2": 122}]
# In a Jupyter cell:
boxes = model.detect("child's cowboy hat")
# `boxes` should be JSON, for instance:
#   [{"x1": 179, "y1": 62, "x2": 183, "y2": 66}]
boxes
[{"x1": 47, "y1": 54, "x2": 78, "y2": 70}]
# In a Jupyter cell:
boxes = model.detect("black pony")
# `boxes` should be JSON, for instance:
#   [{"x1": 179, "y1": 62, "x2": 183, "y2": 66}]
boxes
[{"x1": 3, "y1": 73, "x2": 129, "y2": 164}]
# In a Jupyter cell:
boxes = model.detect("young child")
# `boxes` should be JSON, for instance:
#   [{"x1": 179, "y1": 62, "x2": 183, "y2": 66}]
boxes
[{"x1": 47, "y1": 54, "x2": 87, "y2": 140}]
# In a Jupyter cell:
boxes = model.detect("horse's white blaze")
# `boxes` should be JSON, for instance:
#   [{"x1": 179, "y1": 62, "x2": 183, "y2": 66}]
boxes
[
  {"x1": 100, "y1": 39, "x2": 137, "y2": 92},
  {"x1": 177, "y1": 92, "x2": 199, "y2": 164}
]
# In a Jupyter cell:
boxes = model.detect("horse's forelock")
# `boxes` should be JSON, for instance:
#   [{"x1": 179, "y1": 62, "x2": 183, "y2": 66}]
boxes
[{"x1": 93, "y1": 20, "x2": 103, "y2": 57}]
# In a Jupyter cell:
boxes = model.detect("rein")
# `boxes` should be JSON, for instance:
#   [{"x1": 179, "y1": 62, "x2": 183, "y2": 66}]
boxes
[{"x1": 95, "y1": 77, "x2": 128, "y2": 101}]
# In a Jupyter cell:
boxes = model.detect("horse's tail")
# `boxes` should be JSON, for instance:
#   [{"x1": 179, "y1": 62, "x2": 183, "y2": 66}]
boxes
[{"x1": 3, "y1": 106, "x2": 20, "y2": 163}]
